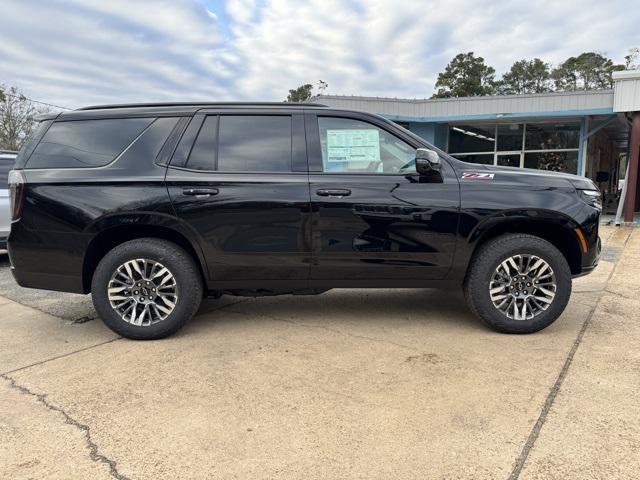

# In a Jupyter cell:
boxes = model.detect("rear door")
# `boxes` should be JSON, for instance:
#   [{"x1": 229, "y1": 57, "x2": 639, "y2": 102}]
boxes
[
  {"x1": 305, "y1": 111, "x2": 460, "y2": 285},
  {"x1": 165, "y1": 110, "x2": 311, "y2": 290}
]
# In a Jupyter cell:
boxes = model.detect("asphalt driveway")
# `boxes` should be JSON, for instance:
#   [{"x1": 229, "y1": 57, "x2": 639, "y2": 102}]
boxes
[{"x1": 1, "y1": 225, "x2": 639, "y2": 479}]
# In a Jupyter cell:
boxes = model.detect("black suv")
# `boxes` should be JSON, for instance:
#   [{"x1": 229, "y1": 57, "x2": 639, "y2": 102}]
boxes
[{"x1": 7, "y1": 103, "x2": 601, "y2": 339}]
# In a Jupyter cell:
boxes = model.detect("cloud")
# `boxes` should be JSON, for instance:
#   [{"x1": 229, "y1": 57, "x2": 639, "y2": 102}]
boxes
[{"x1": 0, "y1": 0, "x2": 637, "y2": 109}]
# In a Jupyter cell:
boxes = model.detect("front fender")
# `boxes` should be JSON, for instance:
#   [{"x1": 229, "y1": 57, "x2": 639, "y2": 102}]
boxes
[{"x1": 466, "y1": 208, "x2": 582, "y2": 246}]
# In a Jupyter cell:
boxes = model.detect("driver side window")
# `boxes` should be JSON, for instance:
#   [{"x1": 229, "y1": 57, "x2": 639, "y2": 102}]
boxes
[{"x1": 318, "y1": 117, "x2": 416, "y2": 174}]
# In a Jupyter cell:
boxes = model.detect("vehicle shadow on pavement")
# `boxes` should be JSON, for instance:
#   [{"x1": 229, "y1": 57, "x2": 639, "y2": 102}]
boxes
[
  {"x1": 0, "y1": 250, "x2": 482, "y2": 334},
  {"x1": 0, "y1": 252, "x2": 97, "y2": 323},
  {"x1": 191, "y1": 288, "x2": 483, "y2": 333}
]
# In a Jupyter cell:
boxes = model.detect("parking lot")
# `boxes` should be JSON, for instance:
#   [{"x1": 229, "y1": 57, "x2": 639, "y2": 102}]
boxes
[{"x1": 1, "y1": 225, "x2": 639, "y2": 479}]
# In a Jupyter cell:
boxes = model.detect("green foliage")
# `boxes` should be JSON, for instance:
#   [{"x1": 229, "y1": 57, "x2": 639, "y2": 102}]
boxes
[
  {"x1": 286, "y1": 83, "x2": 313, "y2": 102},
  {"x1": 286, "y1": 80, "x2": 329, "y2": 102},
  {"x1": 551, "y1": 52, "x2": 624, "y2": 90},
  {"x1": 0, "y1": 85, "x2": 45, "y2": 151},
  {"x1": 432, "y1": 52, "x2": 497, "y2": 98},
  {"x1": 498, "y1": 58, "x2": 552, "y2": 94},
  {"x1": 432, "y1": 50, "x2": 631, "y2": 98}
]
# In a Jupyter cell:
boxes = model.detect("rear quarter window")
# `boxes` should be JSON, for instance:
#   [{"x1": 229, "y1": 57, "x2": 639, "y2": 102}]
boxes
[{"x1": 27, "y1": 118, "x2": 154, "y2": 169}]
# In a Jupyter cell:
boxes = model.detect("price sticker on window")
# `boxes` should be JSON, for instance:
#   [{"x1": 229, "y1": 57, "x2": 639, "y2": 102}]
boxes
[{"x1": 326, "y1": 129, "x2": 380, "y2": 167}]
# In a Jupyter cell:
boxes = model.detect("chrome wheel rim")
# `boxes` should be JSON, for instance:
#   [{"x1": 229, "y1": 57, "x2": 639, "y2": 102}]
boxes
[
  {"x1": 107, "y1": 259, "x2": 178, "y2": 326},
  {"x1": 489, "y1": 254, "x2": 556, "y2": 321}
]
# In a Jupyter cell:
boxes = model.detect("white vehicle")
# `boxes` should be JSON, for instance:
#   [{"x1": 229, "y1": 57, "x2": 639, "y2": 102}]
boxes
[{"x1": 0, "y1": 150, "x2": 18, "y2": 249}]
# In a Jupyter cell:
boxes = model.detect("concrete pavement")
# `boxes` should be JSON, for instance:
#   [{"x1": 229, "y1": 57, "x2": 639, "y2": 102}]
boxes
[{"x1": 1, "y1": 226, "x2": 638, "y2": 479}]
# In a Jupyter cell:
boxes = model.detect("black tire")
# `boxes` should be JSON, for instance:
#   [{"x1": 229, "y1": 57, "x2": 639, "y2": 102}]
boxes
[
  {"x1": 464, "y1": 234, "x2": 572, "y2": 334},
  {"x1": 91, "y1": 238, "x2": 203, "y2": 340}
]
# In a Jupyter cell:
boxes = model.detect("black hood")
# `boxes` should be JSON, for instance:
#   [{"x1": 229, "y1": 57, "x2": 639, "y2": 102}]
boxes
[{"x1": 453, "y1": 160, "x2": 598, "y2": 191}]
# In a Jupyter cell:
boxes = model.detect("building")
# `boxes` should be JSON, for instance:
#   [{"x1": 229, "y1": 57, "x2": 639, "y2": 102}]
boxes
[{"x1": 313, "y1": 70, "x2": 640, "y2": 223}]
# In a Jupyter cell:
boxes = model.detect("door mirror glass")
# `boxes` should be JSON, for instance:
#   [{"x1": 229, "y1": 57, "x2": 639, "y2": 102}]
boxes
[{"x1": 415, "y1": 148, "x2": 440, "y2": 175}]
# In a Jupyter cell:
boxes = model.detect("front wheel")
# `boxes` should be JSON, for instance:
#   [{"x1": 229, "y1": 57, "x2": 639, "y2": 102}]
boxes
[
  {"x1": 92, "y1": 238, "x2": 203, "y2": 340},
  {"x1": 464, "y1": 234, "x2": 572, "y2": 334}
]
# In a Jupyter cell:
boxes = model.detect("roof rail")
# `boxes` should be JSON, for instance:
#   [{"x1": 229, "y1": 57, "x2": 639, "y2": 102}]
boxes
[
  {"x1": 77, "y1": 102, "x2": 329, "y2": 111},
  {"x1": 0, "y1": 149, "x2": 19, "y2": 155}
]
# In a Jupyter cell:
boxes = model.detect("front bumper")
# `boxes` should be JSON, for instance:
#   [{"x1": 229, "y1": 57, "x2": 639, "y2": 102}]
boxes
[{"x1": 573, "y1": 235, "x2": 601, "y2": 278}]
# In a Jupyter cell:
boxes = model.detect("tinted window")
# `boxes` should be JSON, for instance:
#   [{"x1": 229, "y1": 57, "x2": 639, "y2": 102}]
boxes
[
  {"x1": 497, "y1": 154, "x2": 520, "y2": 167},
  {"x1": 451, "y1": 153, "x2": 494, "y2": 165},
  {"x1": 28, "y1": 118, "x2": 154, "y2": 168},
  {"x1": 318, "y1": 117, "x2": 416, "y2": 174},
  {"x1": 525, "y1": 123, "x2": 579, "y2": 150},
  {"x1": 524, "y1": 151, "x2": 578, "y2": 174},
  {"x1": 118, "y1": 117, "x2": 180, "y2": 164},
  {"x1": 497, "y1": 124, "x2": 523, "y2": 151},
  {"x1": 186, "y1": 116, "x2": 218, "y2": 170},
  {"x1": 449, "y1": 125, "x2": 495, "y2": 153},
  {"x1": 14, "y1": 120, "x2": 51, "y2": 169},
  {"x1": 0, "y1": 157, "x2": 16, "y2": 186},
  {"x1": 217, "y1": 116, "x2": 291, "y2": 172}
]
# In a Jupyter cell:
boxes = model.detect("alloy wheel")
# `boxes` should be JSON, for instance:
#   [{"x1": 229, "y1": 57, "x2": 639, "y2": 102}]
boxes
[
  {"x1": 489, "y1": 254, "x2": 556, "y2": 321},
  {"x1": 107, "y1": 258, "x2": 178, "y2": 326}
]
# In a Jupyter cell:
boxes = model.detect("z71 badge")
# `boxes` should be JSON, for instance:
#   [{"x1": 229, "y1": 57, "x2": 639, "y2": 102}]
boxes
[{"x1": 462, "y1": 172, "x2": 495, "y2": 180}]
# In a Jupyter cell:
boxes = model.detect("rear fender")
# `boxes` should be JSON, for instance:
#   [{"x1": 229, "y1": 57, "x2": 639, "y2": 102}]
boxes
[{"x1": 82, "y1": 213, "x2": 210, "y2": 292}]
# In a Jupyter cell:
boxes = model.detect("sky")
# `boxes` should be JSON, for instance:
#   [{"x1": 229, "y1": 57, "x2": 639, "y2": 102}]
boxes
[{"x1": 0, "y1": 0, "x2": 638, "y2": 110}]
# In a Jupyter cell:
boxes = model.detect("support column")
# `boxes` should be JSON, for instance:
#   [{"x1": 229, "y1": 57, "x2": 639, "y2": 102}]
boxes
[
  {"x1": 578, "y1": 117, "x2": 587, "y2": 177},
  {"x1": 624, "y1": 112, "x2": 640, "y2": 223}
]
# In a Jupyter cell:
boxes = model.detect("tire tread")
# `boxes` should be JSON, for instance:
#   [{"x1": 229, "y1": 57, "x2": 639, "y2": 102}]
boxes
[
  {"x1": 91, "y1": 238, "x2": 203, "y2": 340},
  {"x1": 464, "y1": 233, "x2": 572, "y2": 334}
]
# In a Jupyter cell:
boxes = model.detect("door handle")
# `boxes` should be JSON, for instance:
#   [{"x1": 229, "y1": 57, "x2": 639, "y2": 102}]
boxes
[
  {"x1": 316, "y1": 188, "x2": 351, "y2": 197},
  {"x1": 182, "y1": 188, "x2": 219, "y2": 197}
]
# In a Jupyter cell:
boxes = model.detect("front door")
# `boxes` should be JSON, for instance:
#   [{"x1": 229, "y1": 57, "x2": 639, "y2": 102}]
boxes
[
  {"x1": 165, "y1": 111, "x2": 311, "y2": 290},
  {"x1": 305, "y1": 113, "x2": 460, "y2": 285}
]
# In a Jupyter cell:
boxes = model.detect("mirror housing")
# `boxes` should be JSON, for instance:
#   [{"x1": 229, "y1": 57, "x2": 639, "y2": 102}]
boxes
[{"x1": 415, "y1": 148, "x2": 441, "y2": 175}]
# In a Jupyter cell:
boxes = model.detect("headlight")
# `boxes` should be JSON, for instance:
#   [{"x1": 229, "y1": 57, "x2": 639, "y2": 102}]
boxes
[{"x1": 578, "y1": 189, "x2": 602, "y2": 210}]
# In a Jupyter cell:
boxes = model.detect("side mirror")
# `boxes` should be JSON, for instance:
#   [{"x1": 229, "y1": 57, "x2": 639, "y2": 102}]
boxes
[{"x1": 415, "y1": 148, "x2": 441, "y2": 175}]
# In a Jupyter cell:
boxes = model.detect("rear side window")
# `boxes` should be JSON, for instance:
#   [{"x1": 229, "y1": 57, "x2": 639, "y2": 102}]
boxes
[
  {"x1": 27, "y1": 118, "x2": 154, "y2": 169},
  {"x1": 14, "y1": 120, "x2": 52, "y2": 169},
  {"x1": 186, "y1": 115, "x2": 292, "y2": 172},
  {"x1": 187, "y1": 116, "x2": 218, "y2": 171}
]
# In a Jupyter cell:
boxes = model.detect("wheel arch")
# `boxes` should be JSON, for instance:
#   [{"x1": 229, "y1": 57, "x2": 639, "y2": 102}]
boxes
[
  {"x1": 466, "y1": 212, "x2": 583, "y2": 276},
  {"x1": 82, "y1": 223, "x2": 208, "y2": 294}
]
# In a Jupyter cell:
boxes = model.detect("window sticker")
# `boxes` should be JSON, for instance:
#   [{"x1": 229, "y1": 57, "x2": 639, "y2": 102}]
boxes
[{"x1": 326, "y1": 129, "x2": 380, "y2": 167}]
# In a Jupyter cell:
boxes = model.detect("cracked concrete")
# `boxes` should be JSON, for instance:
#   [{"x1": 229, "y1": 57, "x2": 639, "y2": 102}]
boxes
[
  {"x1": 0, "y1": 376, "x2": 112, "y2": 480},
  {"x1": 1, "y1": 374, "x2": 129, "y2": 480},
  {"x1": 1, "y1": 226, "x2": 639, "y2": 479}
]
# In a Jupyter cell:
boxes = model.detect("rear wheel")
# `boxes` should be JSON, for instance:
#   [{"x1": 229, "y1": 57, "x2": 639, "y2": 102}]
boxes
[
  {"x1": 464, "y1": 234, "x2": 572, "y2": 333},
  {"x1": 92, "y1": 238, "x2": 203, "y2": 339}
]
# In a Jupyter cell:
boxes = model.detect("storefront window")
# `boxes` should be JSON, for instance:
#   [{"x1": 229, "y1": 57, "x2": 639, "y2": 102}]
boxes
[
  {"x1": 448, "y1": 125, "x2": 495, "y2": 153},
  {"x1": 447, "y1": 121, "x2": 580, "y2": 173},
  {"x1": 450, "y1": 153, "x2": 494, "y2": 165},
  {"x1": 525, "y1": 123, "x2": 579, "y2": 150},
  {"x1": 524, "y1": 151, "x2": 578, "y2": 173},
  {"x1": 497, "y1": 154, "x2": 521, "y2": 167},
  {"x1": 497, "y1": 124, "x2": 523, "y2": 151}
]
